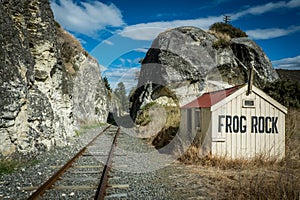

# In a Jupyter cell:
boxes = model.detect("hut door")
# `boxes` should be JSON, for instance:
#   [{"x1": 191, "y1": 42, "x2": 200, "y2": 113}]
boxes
[
  {"x1": 187, "y1": 109, "x2": 192, "y2": 139},
  {"x1": 195, "y1": 109, "x2": 200, "y2": 131}
]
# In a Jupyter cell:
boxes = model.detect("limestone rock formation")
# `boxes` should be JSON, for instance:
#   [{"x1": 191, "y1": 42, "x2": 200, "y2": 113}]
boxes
[
  {"x1": 130, "y1": 26, "x2": 279, "y2": 119},
  {"x1": 0, "y1": 0, "x2": 108, "y2": 156}
]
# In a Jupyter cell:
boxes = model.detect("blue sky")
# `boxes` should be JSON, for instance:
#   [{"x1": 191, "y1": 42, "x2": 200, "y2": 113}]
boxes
[{"x1": 50, "y1": 0, "x2": 300, "y2": 90}]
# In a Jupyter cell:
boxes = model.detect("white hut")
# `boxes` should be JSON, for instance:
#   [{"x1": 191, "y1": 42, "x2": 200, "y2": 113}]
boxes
[{"x1": 180, "y1": 84, "x2": 287, "y2": 159}]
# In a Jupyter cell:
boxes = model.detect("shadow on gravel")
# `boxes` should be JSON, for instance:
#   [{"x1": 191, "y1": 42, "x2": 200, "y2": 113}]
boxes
[{"x1": 107, "y1": 112, "x2": 135, "y2": 128}]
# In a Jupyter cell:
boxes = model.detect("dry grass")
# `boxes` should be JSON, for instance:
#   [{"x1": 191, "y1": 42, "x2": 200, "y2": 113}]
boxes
[
  {"x1": 208, "y1": 30, "x2": 232, "y2": 49},
  {"x1": 221, "y1": 169, "x2": 300, "y2": 200},
  {"x1": 180, "y1": 109, "x2": 300, "y2": 199},
  {"x1": 56, "y1": 26, "x2": 89, "y2": 75},
  {"x1": 208, "y1": 30, "x2": 232, "y2": 41}
]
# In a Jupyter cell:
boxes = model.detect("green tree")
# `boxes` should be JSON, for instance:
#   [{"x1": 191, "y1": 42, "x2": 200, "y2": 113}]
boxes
[
  {"x1": 103, "y1": 76, "x2": 111, "y2": 91},
  {"x1": 114, "y1": 82, "x2": 129, "y2": 111}
]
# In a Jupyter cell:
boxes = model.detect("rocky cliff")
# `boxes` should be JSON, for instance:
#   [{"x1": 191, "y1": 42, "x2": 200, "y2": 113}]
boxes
[
  {"x1": 130, "y1": 26, "x2": 279, "y2": 120},
  {"x1": 0, "y1": 0, "x2": 108, "y2": 156}
]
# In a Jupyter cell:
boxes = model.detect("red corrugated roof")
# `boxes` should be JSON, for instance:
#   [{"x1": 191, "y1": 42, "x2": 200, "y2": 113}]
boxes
[{"x1": 181, "y1": 85, "x2": 242, "y2": 109}]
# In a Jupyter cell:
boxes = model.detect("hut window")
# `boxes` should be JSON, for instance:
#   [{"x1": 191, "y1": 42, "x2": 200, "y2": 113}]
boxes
[
  {"x1": 243, "y1": 99, "x2": 255, "y2": 108},
  {"x1": 195, "y1": 109, "x2": 201, "y2": 130}
]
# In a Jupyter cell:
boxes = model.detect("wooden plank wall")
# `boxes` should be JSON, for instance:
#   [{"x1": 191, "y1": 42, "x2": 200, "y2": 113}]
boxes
[{"x1": 211, "y1": 90, "x2": 285, "y2": 159}]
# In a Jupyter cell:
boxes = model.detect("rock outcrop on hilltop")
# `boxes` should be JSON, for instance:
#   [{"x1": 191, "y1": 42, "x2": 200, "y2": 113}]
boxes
[
  {"x1": 130, "y1": 26, "x2": 279, "y2": 120},
  {"x1": 0, "y1": 0, "x2": 108, "y2": 156}
]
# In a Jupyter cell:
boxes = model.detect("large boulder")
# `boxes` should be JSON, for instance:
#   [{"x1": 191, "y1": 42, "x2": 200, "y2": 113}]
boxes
[
  {"x1": 130, "y1": 26, "x2": 279, "y2": 120},
  {"x1": 129, "y1": 26, "x2": 279, "y2": 151}
]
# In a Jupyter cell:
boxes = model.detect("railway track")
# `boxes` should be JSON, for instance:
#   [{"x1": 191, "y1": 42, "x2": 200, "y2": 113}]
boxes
[{"x1": 26, "y1": 125, "x2": 125, "y2": 200}]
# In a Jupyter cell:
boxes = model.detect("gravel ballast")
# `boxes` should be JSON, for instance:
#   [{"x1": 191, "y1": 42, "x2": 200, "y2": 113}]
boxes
[{"x1": 0, "y1": 125, "x2": 215, "y2": 199}]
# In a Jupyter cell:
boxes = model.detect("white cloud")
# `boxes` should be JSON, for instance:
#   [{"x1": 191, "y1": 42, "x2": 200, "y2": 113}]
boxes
[
  {"x1": 120, "y1": 16, "x2": 222, "y2": 41},
  {"x1": 246, "y1": 25, "x2": 300, "y2": 40},
  {"x1": 231, "y1": 1, "x2": 286, "y2": 20},
  {"x1": 120, "y1": 26, "x2": 167, "y2": 41},
  {"x1": 50, "y1": 0, "x2": 125, "y2": 37},
  {"x1": 103, "y1": 40, "x2": 114, "y2": 45},
  {"x1": 120, "y1": 0, "x2": 300, "y2": 41},
  {"x1": 77, "y1": 37, "x2": 87, "y2": 44},
  {"x1": 51, "y1": 0, "x2": 300, "y2": 42},
  {"x1": 103, "y1": 67, "x2": 140, "y2": 90},
  {"x1": 119, "y1": 58, "x2": 126, "y2": 66},
  {"x1": 231, "y1": 0, "x2": 300, "y2": 19},
  {"x1": 134, "y1": 48, "x2": 149, "y2": 53},
  {"x1": 287, "y1": 0, "x2": 300, "y2": 8},
  {"x1": 272, "y1": 55, "x2": 300, "y2": 69},
  {"x1": 99, "y1": 64, "x2": 107, "y2": 72}
]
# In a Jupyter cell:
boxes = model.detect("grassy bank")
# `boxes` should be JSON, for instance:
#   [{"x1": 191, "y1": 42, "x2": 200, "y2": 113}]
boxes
[
  {"x1": 0, "y1": 159, "x2": 39, "y2": 177},
  {"x1": 74, "y1": 122, "x2": 107, "y2": 137},
  {"x1": 0, "y1": 122, "x2": 107, "y2": 177}
]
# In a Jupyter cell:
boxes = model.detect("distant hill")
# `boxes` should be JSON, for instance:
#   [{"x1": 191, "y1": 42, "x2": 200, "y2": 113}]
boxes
[
  {"x1": 263, "y1": 69, "x2": 300, "y2": 109},
  {"x1": 276, "y1": 69, "x2": 300, "y2": 82}
]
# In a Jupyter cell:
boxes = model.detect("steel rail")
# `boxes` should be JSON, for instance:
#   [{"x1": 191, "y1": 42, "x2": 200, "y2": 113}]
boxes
[
  {"x1": 27, "y1": 125, "x2": 111, "y2": 200},
  {"x1": 94, "y1": 127, "x2": 120, "y2": 200}
]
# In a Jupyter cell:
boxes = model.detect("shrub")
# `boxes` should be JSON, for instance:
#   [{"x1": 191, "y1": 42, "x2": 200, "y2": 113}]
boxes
[
  {"x1": 209, "y1": 22, "x2": 247, "y2": 38},
  {"x1": 0, "y1": 160, "x2": 21, "y2": 176},
  {"x1": 212, "y1": 37, "x2": 231, "y2": 49},
  {"x1": 135, "y1": 102, "x2": 157, "y2": 126},
  {"x1": 263, "y1": 80, "x2": 300, "y2": 109},
  {"x1": 54, "y1": 21, "x2": 61, "y2": 28},
  {"x1": 0, "y1": 159, "x2": 39, "y2": 176}
]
